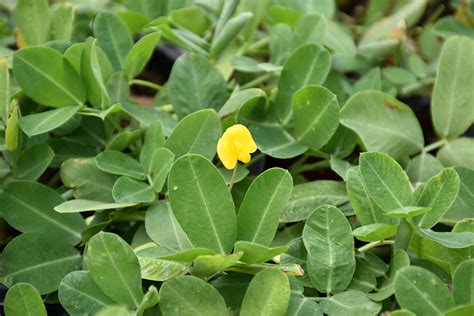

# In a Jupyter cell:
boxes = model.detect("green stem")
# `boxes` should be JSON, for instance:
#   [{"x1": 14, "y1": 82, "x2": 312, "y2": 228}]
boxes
[
  {"x1": 358, "y1": 240, "x2": 395, "y2": 253},
  {"x1": 130, "y1": 79, "x2": 164, "y2": 91},
  {"x1": 228, "y1": 165, "x2": 238, "y2": 191},
  {"x1": 422, "y1": 139, "x2": 447, "y2": 153},
  {"x1": 240, "y1": 72, "x2": 275, "y2": 90}
]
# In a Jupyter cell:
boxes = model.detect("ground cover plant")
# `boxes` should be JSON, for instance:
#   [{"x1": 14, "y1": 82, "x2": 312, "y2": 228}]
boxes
[{"x1": 0, "y1": 0, "x2": 473, "y2": 315}]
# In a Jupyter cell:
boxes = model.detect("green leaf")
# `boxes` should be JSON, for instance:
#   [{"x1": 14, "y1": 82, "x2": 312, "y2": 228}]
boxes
[
  {"x1": 385, "y1": 206, "x2": 431, "y2": 218},
  {"x1": 406, "y1": 153, "x2": 445, "y2": 184},
  {"x1": 0, "y1": 233, "x2": 81, "y2": 294},
  {"x1": 191, "y1": 252, "x2": 242, "y2": 278},
  {"x1": 136, "y1": 285, "x2": 159, "y2": 315},
  {"x1": 437, "y1": 138, "x2": 474, "y2": 170},
  {"x1": 122, "y1": 0, "x2": 166, "y2": 19},
  {"x1": 139, "y1": 121, "x2": 165, "y2": 173},
  {"x1": 124, "y1": 31, "x2": 161, "y2": 79},
  {"x1": 84, "y1": 232, "x2": 144, "y2": 308},
  {"x1": 237, "y1": 168, "x2": 293, "y2": 246},
  {"x1": 170, "y1": 7, "x2": 211, "y2": 36},
  {"x1": 4, "y1": 283, "x2": 47, "y2": 316},
  {"x1": 341, "y1": 91, "x2": 424, "y2": 158},
  {"x1": 168, "y1": 54, "x2": 227, "y2": 118},
  {"x1": 240, "y1": 269, "x2": 291, "y2": 316},
  {"x1": 320, "y1": 290, "x2": 382, "y2": 316},
  {"x1": 112, "y1": 176, "x2": 155, "y2": 203},
  {"x1": 413, "y1": 168, "x2": 460, "y2": 228},
  {"x1": 234, "y1": 241, "x2": 288, "y2": 264},
  {"x1": 12, "y1": 46, "x2": 86, "y2": 107},
  {"x1": 14, "y1": 0, "x2": 49, "y2": 46},
  {"x1": 136, "y1": 249, "x2": 189, "y2": 282},
  {"x1": 453, "y1": 259, "x2": 474, "y2": 305},
  {"x1": 168, "y1": 154, "x2": 237, "y2": 254},
  {"x1": 164, "y1": 109, "x2": 222, "y2": 160},
  {"x1": 54, "y1": 199, "x2": 136, "y2": 213},
  {"x1": 81, "y1": 37, "x2": 111, "y2": 109},
  {"x1": 158, "y1": 248, "x2": 217, "y2": 262},
  {"x1": 347, "y1": 258, "x2": 378, "y2": 293},
  {"x1": 95, "y1": 150, "x2": 145, "y2": 180},
  {"x1": 218, "y1": 88, "x2": 266, "y2": 118},
  {"x1": 5, "y1": 104, "x2": 19, "y2": 151},
  {"x1": 274, "y1": 43, "x2": 331, "y2": 123},
  {"x1": 0, "y1": 58, "x2": 9, "y2": 123},
  {"x1": 150, "y1": 147, "x2": 175, "y2": 192},
  {"x1": 61, "y1": 158, "x2": 118, "y2": 202},
  {"x1": 19, "y1": 106, "x2": 81, "y2": 137},
  {"x1": 394, "y1": 266, "x2": 455, "y2": 315},
  {"x1": 382, "y1": 67, "x2": 417, "y2": 86},
  {"x1": 282, "y1": 180, "x2": 349, "y2": 223},
  {"x1": 360, "y1": 152, "x2": 413, "y2": 211},
  {"x1": 210, "y1": 12, "x2": 254, "y2": 58},
  {"x1": 352, "y1": 224, "x2": 398, "y2": 242},
  {"x1": 58, "y1": 271, "x2": 116, "y2": 316},
  {"x1": 444, "y1": 305, "x2": 474, "y2": 316},
  {"x1": 286, "y1": 295, "x2": 322, "y2": 316},
  {"x1": 94, "y1": 12, "x2": 133, "y2": 71},
  {"x1": 96, "y1": 306, "x2": 134, "y2": 316},
  {"x1": 418, "y1": 229, "x2": 474, "y2": 249},
  {"x1": 292, "y1": 85, "x2": 340, "y2": 150},
  {"x1": 303, "y1": 205, "x2": 355, "y2": 293},
  {"x1": 352, "y1": 68, "x2": 381, "y2": 94},
  {"x1": 443, "y1": 167, "x2": 474, "y2": 224},
  {"x1": 431, "y1": 36, "x2": 474, "y2": 137},
  {"x1": 16, "y1": 143, "x2": 54, "y2": 180},
  {"x1": 0, "y1": 181, "x2": 85, "y2": 245},
  {"x1": 50, "y1": 3, "x2": 74, "y2": 41},
  {"x1": 145, "y1": 201, "x2": 192, "y2": 251},
  {"x1": 159, "y1": 276, "x2": 228, "y2": 315},
  {"x1": 293, "y1": 13, "x2": 327, "y2": 47},
  {"x1": 105, "y1": 74, "x2": 129, "y2": 104}
]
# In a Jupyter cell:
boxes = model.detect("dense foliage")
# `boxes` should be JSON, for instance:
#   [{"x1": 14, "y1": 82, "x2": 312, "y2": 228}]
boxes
[{"x1": 0, "y1": 0, "x2": 473, "y2": 315}]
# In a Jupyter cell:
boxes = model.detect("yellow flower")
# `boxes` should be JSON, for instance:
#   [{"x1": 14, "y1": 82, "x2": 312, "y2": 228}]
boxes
[{"x1": 217, "y1": 124, "x2": 257, "y2": 170}]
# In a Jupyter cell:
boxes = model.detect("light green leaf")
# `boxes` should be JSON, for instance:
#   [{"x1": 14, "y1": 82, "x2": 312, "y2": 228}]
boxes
[
  {"x1": 286, "y1": 295, "x2": 322, "y2": 316},
  {"x1": 437, "y1": 138, "x2": 474, "y2": 170},
  {"x1": 16, "y1": 143, "x2": 54, "y2": 180},
  {"x1": 237, "y1": 168, "x2": 293, "y2": 246},
  {"x1": 274, "y1": 43, "x2": 331, "y2": 123},
  {"x1": 95, "y1": 150, "x2": 145, "y2": 180},
  {"x1": 406, "y1": 153, "x2": 445, "y2": 184},
  {"x1": 124, "y1": 31, "x2": 161, "y2": 78},
  {"x1": 94, "y1": 12, "x2": 133, "y2": 71},
  {"x1": 347, "y1": 258, "x2": 378, "y2": 293},
  {"x1": 191, "y1": 252, "x2": 242, "y2": 278},
  {"x1": 150, "y1": 147, "x2": 175, "y2": 192},
  {"x1": 218, "y1": 88, "x2": 266, "y2": 118},
  {"x1": 50, "y1": 3, "x2": 74, "y2": 41},
  {"x1": 210, "y1": 12, "x2": 254, "y2": 58},
  {"x1": 292, "y1": 85, "x2": 340, "y2": 150},
  {"x1": 394, "y1": 266, "x2": 455, "y2": 315},
  {"x1": 19, "y1": 106, "x2": 81, "y2": 137},
  {"x1": 139, "y1": 121, "x2": 165, "y2": 173},
  {"x1": 61, "y1": 158, "x2": 118, "y2": 202},
  {"x1": 159, "y1": 276, "x2": 228, "y2": 315},
  {"x1": 145, "y1": 201, "x2": 192, "y2": 251},
  {"x1": 418, "y1": 229, "x2": 474, "y2": 249},
  {"x1": 164, "y1": 109, "x2": 222, "y2": 160},
  {"x1": 112, "y1": 176, "x2": 155, "y2": 203},
  {"x1": 453, "y1": 259, "x2": 474, "y2": 305},
  {"x1": 5, "y1": 104, "x2": 19, "y2": 151},
  {"x1": 4, "y1": 283, "x2": 47, "y2": 316},
  {"x1": 385, "y1": 206, "x2": 431, "y2": 218},
  {"x1": 122, "y1": 0, "x2": 166, "y2": 19},
  {"x1": 443, "y1": 167, "x2": 474, "y2": 224},
  {"x1": 341, "y1": 91, "x2": 424, "y2": 158},
  {"x1": 0, "y1": 181, "x2": 85, "y2": 245},
  {"x1": 0, "y1": 58, "x2": 9, "y2": 123},
  {"x1": 293, "y1": 13, "x2": 327, "y2": 47},
  {"x1": 352, "y1": 224, "x2": 398, "y2": 242},
  {"x1": 234, "y1": 241, "x2": 288, "y2": 264},
  {"x1": 158, "y1": 248, "x2": 216, "y2": 262},
  {"x1": 54, "y1": 199, "x2": 136, "y2": 213},
  {"x1": 169, "y1": 154, "x2": 237, "y2": 254},
  {"x1": 413, "y1": 168, "x2": 460, "y2": 228},
  {"x1": 303, "y1": 205, "x2": 355, "y2": 293},
  {"x1": 352, "y1": 68, "x2": 381, "y2": 94},
  {"x1": 240, "y1": 269, "x2": 291, "y2": 316},
  {"x1": 58, "y1": 271, "x2": 116, "y2": 316},
  {"x1": 14, "y1": 0, "x2": 49, "y2": 46},
  {"x1": 360, "y1": 152, "x2": 413, "y2": 211},
  {"x1": 168, "y1": 54, "x2": 227, "y2": 118},
  {"x1": 431, "y1": 36, "x2": 474, "y2": 137},
  {"x1": 283, "y1": 180, "x2": 349, "y2": 223},
  {"x1": 170, "y1": 7, "x2": 211, "y2": 36},
  {"x1": 136, "y1": 249, "x2": 189, "y2": 282},
  {"x1": 0, "y1": 233, "x2": 81, "y2": 294},
  {"x1": 320, "y1": 290, "x2": 381, "y2": 316},
  {"x1": 443, "y1": 304, "x2": 474, "y2": 316},
  {"x1": 85, "y1": 232, "x2": 144, "y2": 308},
  {"x1": 12, "y1": 46, "x2": 85, "y2": 107}
]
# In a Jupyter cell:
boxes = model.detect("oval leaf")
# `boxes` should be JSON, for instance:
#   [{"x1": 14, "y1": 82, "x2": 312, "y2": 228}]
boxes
[{"x1": 4, "y1": 283, "x2": 47, "y2": 316}]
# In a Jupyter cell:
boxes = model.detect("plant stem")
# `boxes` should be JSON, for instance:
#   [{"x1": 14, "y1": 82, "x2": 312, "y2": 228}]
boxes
[
  {"x1": 240, "y1": 72, "x2": 275, "y2": 89},
  {"x1": 358, "y1": 240, "x2": 395, "y2": 253},
  {"x1": 130, "y1": 79, "x2": 164, "y2": 91},
  {"x1": 422, "y1": 139, "x2": 447, "y2": 153},
  {"x1": 228, "y1": 165, "x2": 238, "y2": 191}
]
